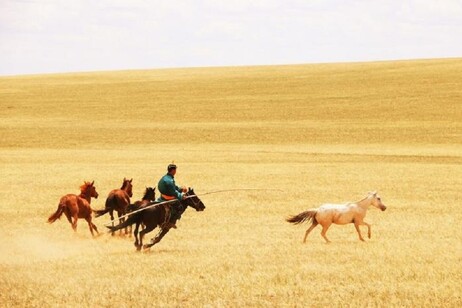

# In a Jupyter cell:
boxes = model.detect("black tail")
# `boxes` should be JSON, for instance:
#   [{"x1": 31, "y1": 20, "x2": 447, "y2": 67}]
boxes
[
  {"x1": 94, "y1": 208, "x2": 109, "y2": 217},
  {"x1": 106, "y1": 213, "x2": 138, "y2": 232},
  {"x1": 286, "y1": 210, "x2": 317, "y2": 225}
]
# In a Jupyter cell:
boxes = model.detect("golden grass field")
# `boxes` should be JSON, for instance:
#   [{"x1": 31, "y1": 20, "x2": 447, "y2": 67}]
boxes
[{"x1": 0, "y1": 58, "x2": 461, "y2": 307}]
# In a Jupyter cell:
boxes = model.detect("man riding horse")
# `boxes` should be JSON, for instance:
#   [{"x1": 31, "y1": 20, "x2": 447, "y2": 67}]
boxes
[{"x1": 157, "y1": 163, "x2": 187, "y2": 229}]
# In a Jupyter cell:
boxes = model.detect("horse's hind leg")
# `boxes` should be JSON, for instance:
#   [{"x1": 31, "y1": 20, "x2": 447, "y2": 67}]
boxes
[
  {"x1": 64, "y1": 208, "x2": 72, "y2": 224},
  {"x1": 320, "y1": 223, "x2": 332, "y2": 243},
  {"x1": 127, "y1": 217, "x2": 132, "y2": 237},
  {"x1": 139, "y1": 225, "x2": 156, "y2": 250},
  {"x1": 109, "y1": 210, "x2": 115, "y2": 236},
  {"x1": 145, "y1": 228, "x2": 170, "y2": 249},
  {"x1": 134, "y1": 222, "x2": 141, "y2": 250},
  {"x1": 303, "y1": 221, "x2": 318, "y2": 243},
  {"x1": 72, "y1": 214, "x2": 78, "y2": 232}
]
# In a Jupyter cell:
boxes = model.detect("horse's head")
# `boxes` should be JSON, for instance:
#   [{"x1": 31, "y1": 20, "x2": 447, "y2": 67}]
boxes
[
  {"x1": 144, "y1": 187, "x2": 156, "y2": 201},
  {"x1": 81, "y1": 181, "x2": 99, "y2": 199},
  {"x1": 368, "y1": 191, "x2": 386, "y2": 211},
  {"x1": 183, "y1": 188, "x2": 205, "y2": 211},
  {"x1": 122, "y1": 178, "x2": 133, "y2": 197}
]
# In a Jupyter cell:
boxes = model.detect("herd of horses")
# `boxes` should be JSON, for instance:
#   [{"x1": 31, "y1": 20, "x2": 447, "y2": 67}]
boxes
[
  {"x1": 47, "y1": 178, "x2": 387, "y2": 250},
  {"x1": 47, "y1": 178, "x2": 205, "y2": 250}
]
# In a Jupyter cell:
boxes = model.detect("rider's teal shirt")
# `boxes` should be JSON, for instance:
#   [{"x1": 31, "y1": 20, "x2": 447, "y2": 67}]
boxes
[{"x1": 157, "y1": 173, "x2": 183, "y2": 201}]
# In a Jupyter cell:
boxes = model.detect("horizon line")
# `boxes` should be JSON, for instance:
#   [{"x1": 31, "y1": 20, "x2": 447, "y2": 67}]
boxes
[{"x1": 1, "y1": 56, "x2": 461, "y2": 78}]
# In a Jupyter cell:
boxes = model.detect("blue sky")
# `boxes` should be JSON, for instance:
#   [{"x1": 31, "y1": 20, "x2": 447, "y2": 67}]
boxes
[{"x1": 1, "y1": 0, "x2": 461, "y2": 75}]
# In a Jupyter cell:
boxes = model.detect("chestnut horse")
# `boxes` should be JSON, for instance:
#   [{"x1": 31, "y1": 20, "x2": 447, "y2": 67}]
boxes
[
  {"x1": 286, "y1": 191, "x2": 387, "y2": 243},
  {"x1": 107, "y1": 188, "x2": 205, "y2": 251},
  {"x1": 48, "y1": 181, "x2": 99, "y2": 236},
  {"x1": 95, "y1": 178, "x2": 133, "y2": 235}
]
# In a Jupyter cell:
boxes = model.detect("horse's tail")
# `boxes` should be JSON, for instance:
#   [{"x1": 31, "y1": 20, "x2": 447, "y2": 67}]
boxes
[
  {"x1": 106, "y1": 213, "x2": 138, "y2": 232},
  {"x1": 286, "y1": 210, "x2": 317, "y2": 225},
  {"x1": 48, "y1": 203, "x2": 65, "y2": 223},
  {"x1": 94, "y1": 208, "x2": 109, "y2": 217},
  {"x1": 95, "y1": 194, "x2": 116, "y2": 217}
]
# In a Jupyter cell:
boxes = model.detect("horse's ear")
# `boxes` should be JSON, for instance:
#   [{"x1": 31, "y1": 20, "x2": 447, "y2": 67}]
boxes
[
  {"x1": 130, "y1": 178, "x2": 133, "y2": 183},
  {"x1": 123, "y1": 177, "x2": 126, "y2": 181},
  {"x1": 91, "y1": 180, "x2": 94, "y2": 186},
  {"x1": 153, "y1": 187, "x2": 156, "y2": 191}
]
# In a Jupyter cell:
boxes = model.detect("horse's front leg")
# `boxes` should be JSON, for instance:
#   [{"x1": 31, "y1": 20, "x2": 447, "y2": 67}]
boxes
[
  {"x1": 85, "y1": 217, "x2": 98, "y2": 237},
  {"x1": 363, "y1": 221, "x2": 372, "y2": 239},
  {"x1": 354, "y1": 222, "x2": 365, "y2": 241},
  {"x1": 320, "y1": 223, "x2": 332, "y2": 243}
]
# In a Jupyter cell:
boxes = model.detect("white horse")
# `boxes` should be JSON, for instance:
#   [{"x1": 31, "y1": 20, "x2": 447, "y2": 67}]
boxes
[{"x1": 286, "y1": 191, "x2": 387, "y2": 243}]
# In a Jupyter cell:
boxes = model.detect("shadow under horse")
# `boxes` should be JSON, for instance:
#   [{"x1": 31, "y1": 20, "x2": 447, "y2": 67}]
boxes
[{"x1": 107, "y1": 188, "x2": 205, "y2": 250}]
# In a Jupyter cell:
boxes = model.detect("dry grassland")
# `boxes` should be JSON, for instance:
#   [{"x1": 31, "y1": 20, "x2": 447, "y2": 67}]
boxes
[{"x1": 0, "y1": 59, "x2": 461, "y2": 307}]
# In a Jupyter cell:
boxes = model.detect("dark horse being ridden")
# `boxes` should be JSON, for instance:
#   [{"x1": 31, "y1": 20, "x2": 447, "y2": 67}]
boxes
[
  {"x1": 95, "y1": 178, "x2": 133, "y2": 235},
  {"x1": 107, "y1": 188, "x2": 205, "y2": 250}
]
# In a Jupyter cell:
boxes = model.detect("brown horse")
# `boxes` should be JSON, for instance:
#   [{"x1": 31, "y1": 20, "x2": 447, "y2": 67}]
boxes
[
  {"x1": 127, "y1": 187, "x2": 156, "y2": 212},
  {"x1": 48, "y1": 181, "x2": 99, "y2": 236},
  {"x1": 127, "y1": 186, "x2": 156, "y2": 236},
  {"x1": 107, "y1": 188, "x2": 205, "y2": 251},
  {"x1": 95, "y1": 178, "x2": 133, "y2": 235}
]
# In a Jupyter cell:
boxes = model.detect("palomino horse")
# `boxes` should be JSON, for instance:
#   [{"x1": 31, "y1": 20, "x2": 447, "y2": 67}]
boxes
[
  {"x1": 107, "y1": 188, "x2": 205, "y2": 251},
  {"x1": 286, "y1": 191, "x2": 386, "y2": 243},
  {"x1": 48, "y1": 181, "x2": 99, "y2": 236},
  {"x1": 95, "y1": 178, "x2": 133, "y2": 235}
]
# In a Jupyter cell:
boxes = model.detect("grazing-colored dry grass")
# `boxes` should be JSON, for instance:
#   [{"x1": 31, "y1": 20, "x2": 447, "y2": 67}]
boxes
[{"x1": 0, "y1": 58, "x2": 461, "y2": 307}]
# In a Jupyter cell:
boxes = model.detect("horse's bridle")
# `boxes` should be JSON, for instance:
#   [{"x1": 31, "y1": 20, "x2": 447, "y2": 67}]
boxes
[{"x1": 184, "y1": 194, "x2": 202, "y2": 210}]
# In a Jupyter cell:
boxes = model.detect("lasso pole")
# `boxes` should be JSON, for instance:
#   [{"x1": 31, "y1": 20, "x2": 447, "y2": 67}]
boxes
[{"x1": 102, "y1": 188, "x2": 282, "y2": 226}]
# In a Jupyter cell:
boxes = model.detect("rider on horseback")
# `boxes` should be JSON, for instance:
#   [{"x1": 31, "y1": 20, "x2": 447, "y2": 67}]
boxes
[{"x1": 157, "y1": 163, "x2": 187, "y2": 229}]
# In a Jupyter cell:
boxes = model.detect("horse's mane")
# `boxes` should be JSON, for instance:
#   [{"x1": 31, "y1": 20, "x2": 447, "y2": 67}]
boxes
[
  {"x1": 142, "y1": 187, "x2": 155, "y2": 200},
  {"x1": 80, "y1": 182, "x2": 92, "y2": 192}
]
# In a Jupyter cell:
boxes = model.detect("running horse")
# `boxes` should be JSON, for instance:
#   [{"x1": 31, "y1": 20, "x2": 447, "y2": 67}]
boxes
[
  {"x1": 127, "y1": 186, "x2": 156, "y2": 235},
  {"x1": 107, "y1": 188, "x2": 205, "y2": 251},
  {"x1": 95, "y1": 178, "x2": 133, "y2": 235},
  {"x1": 127, "y1": 187, "x2": 156, "y2": 213},
  {"x1": 286, "y1": 191, "x2": 387, "y2": 243},
  {"x1": 48, "y1": 181, "x2": 99, "y2": 236}
]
